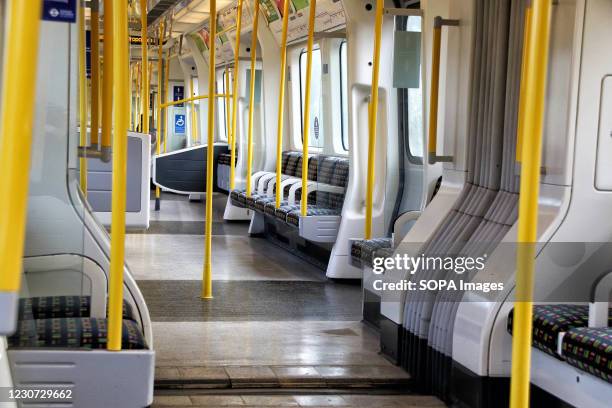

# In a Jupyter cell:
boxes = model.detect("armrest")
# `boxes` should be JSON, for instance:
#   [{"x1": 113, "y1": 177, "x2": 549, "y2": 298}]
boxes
[
  {"x1": 251, "y1": 171, "x2": 270, "y2": 190},
  {"x1": 287, "y1": 182, "x2": 345, "y2": 206},
  {"x1": 257, "y1": 173, "x2": 277, "y2": 196},
  {"x1": 392, "y1": 211, "x2": 421, "y2": 246},
  {"x1": 589, "y1": 270, "x2": 612, "y2": 327},
  {"x1": 269, "y1": 177, "x2": 301, "y2": 201}
]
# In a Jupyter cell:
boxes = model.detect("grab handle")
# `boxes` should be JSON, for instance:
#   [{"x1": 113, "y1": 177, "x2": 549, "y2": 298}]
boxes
[{"x1": 427, "y1": 16, "x2": 458, "y2": 165}]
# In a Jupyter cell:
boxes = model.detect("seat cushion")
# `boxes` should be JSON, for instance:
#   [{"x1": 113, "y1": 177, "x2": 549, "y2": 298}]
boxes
[
  {"x1": 562, "y1": 327, "x2": 612, "y2": 384},
  {"x1": 351, "y1": 238, "x2": 393, "y2": 266},
  {"x1": 507, "y1": 304, "x2": 612, "y2": 357},
  {"x1": 254, "y1": 196, "x2": 276, "y2": 213},
  {"x1": 18, "y1": 296, "x2": 136, "y2": 322},
  {"x1": 8, "y1": 317, "x2": 147, "y2": 350},
  {"x1": 286, "y1": 207, "x2": 341, "y2": 227},
  {"x1": 245, "y1": 193, "x2": 263, "y2": 210},
  {"x1": 275, "y1": 204, "x2": 301, "y2": 222},
  {"x1": 230, "y1": 189, "x2": 247, "y2": 207}
]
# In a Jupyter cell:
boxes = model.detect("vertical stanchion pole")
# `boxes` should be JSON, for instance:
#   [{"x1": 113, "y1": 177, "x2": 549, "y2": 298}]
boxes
[
  {"x1": 164, "y1": 54, "x2": 170, "y2": 152},
  {"x1": 0, "y1": 0, "x2": 43, "y2": 310},
  {"x1": 274, "y1": 0, "x2": 290, "y2": 209},
  {"x1": 191, "y1": 77, "x2": 198, "y2": 144},
  {"x1": 515, "y1": 6, "x2": 532, "y2": 163},
  {"x1": 91, "y1": 0, "x2": 101, "y2": 148},
  {"x1": 140, "y1": 0, "x2": 149, "y2": 134},
  {"x1": 364, "y1": 0, "x2": 383, "y2": 239},
  {"x1": 224, "y1": 67, "x2": 231, "y2": 146},
  {"x1": 510, "y1": 1, "x2": 552, "y2": 406},
  {"x1": 202, "y1": 0, "x2": 218, "y2": 299},
  {"x1": 101, "y1": 0, "x2": 114, "y2": 162},
  {"x1": 300, "y1": 0, "x2": 317, "y2": 216},
  {"x1": 229, "y1": 0, "x2": 244, "y2": 191},
  {"x1": 155, "y1": 23, "x2": 165, "y2": 211},
  {"x1": 79, "y1": 0, "x2": 89, "y2": 194},
  {"x1": 245, "y1": 0, "x2": 260, "y2": 198},
  {"x1": 108, "y1": 0, "x2": 129, "y2": 351}
]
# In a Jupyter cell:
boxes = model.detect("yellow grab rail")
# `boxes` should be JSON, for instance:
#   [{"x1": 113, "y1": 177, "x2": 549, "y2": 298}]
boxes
[
  {"x1": 510, "y1": 1, "x2": 552, "y2": 406},
  {"x1": 274, "y1": 0, "x2": 290, "y2": 209},
  {"x1": 245, "y1": 0, "x2": 260, "y2": 198},
  {"x1": 515, "y1": 6, "x2": 532, "y2": 163},
  {"x1": 107, "y1": 0, "x2": 129, "y2": 351},
  {"x1": 140, "y1": 0, "x2": 149, "y2": 134},
  {"x1": 224, "y1": 67, "x2": 231, "y2": 147},
  {"x1": 91, "y1": 0, "x2": 101, "y2": 147},
  {"x1": 202, "y1": 0, "x2": 218, "y2": 300},
  {"x1": 300, "y1": 0, "x2": 317, "y2": 216},
  {"x1": 163, "y1": 54, "x2": 170, "y2": 152},
  {"x1": 364, "y1": 0, "x2": 383, "y2": 239},
  {"x1": 79, "y1": 0, "x2": 89, "y2": 195},
  {"x1": 161, "y1": 93, "x2": 231, "y2": 108},
  {"x1": 101, "y1": 0, "x2": 114, "y2": 162},
  {"x1": 427, "y1": 16, "x2": 458, "y2": 165},
  {"x1": 191, "y1": 77, "x2": 198, "y2": 144},
  {"x1": 0, "y1": 0, "x2": 43, "y2": 298},
  {"x1": 229, "y1": 0, "x2": 244, "y2": 191},
  {"x1": 155, "y1": 22, "x2": 165, "y2": 211}
]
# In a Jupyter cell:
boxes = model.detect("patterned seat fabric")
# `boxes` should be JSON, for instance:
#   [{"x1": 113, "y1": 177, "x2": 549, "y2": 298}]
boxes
[
  {"x1": 507, "y1": 304, "x2": 612, "y2": 357},
  {"x1": 230, "y1": 189, "x2": 247, "y2": 207},
  {"x1": 561, "y1": 327, "x2": 612, "y2": 384},
  {"x1": 18, "y1": 296, "x2": 137, "y2": 322},
  {"x1": 350, "y1": 238, "x2": 394, "y2": 266},
  {"x1": 8, "y1": 317, "x2": 147, "y2": 350},
  {"x1": 218, "y1": 153, "x2": 237, "y2": 166},
  {"x1": 286, "y1": 207, "x2": 341, "y2": 227}
]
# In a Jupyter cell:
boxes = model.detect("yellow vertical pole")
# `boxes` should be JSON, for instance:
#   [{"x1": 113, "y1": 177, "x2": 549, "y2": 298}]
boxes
[
  {"x1": 224, "y1": 67, "x2": 231, "y2": 146},
  {"x1": 141, "y1": 0, "x2": 149, "y2": 134},
  {"x1": 91, "y1": 0, "x2": 101, "y2": 148},
  {"x1": 129, "y1": 63, "x2": 133, "y2": 130},
  {"x1": 510, "y1": 1, "x2": 552, "y2": 407},
  {"x1": 202, "y1": 0, "x2": 218, "y2": 299},
  {"x1": 515, "y1": 6, "x2": 532, "y2": 163},
  {"x1": 274, "y1": 0, "x2": 290, "y2": 209},
  {"x1": 427, "y1": 21, "x2": 442, "y2": 165},
  {"x1": 164, "y1": 55, "x2": 170, "y2": 152},
  {"x1": 79, "y1": 0, "x2": 89, "y2": 195},
  {"x1": 101, "y1": 0, "x2": 114, "y2": 162},
  {"x1": 0, "y1": 0, "x2": 43, "y2": 296},
  {"x1": 136, "y1": 62, "x2": 141, "y2": 130},
  {"x1": 107, "y1": 0, "x2": 129, "y2": 351},
  {"x1": 364, "y1": 0, "x2": 383, "y2": 239},
  {"x1": 155, "y1": 23, "x2": 165, "y2": 211},
  {"x1": 300, "y1": 0, "x2": 317, "y2": 216},
  {"x1": 245, "y1": 0, "x2": 260, "y2": 198},
  {"x1": 191, "y1": 77, "x2": 198, "y2": 144},
  {"x1": 229, "y1": 0, "x2": 244, "y2": 191}
]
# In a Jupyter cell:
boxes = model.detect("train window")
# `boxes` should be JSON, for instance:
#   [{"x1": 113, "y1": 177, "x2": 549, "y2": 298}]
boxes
[
  {"x1": 299, "y1": 45, "x2": 322, "y2": 148},
  {"x1": 217, "y1": 70, "x2": 232, "y2": 141},
  {"x1": 339, "y1": 40, "x2": 348, "y2": 151}
]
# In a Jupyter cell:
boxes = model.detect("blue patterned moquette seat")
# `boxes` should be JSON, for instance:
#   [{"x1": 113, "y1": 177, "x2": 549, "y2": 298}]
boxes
[{"x1": 562, "y1": 327, "x2": 612, "y2": 384}]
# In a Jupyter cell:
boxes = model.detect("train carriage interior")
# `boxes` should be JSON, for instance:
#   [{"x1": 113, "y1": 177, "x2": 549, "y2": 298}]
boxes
[{"x1": 0, "y1": 0, "x2": 611, "y2": 407}]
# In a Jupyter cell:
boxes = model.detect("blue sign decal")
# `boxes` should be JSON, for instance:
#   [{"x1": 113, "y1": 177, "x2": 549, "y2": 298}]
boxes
[
  {"x1": 175, "y1": 115, "x2": 186, "y2": 134},
  {"x1": 42, "y1": 0, "x2": 77, "y2": 23},
  {"x1": 173, "y1": 86, "x2": 185, "y2": 107}
]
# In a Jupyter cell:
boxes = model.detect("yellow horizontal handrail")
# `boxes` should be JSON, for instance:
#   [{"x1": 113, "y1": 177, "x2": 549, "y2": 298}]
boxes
[
  {"x1": 161, "y1": 93, "x2": 232, "y2": 108},
  {"x1": 216, "y1": 24, "x2": 237, "y2": 38}
]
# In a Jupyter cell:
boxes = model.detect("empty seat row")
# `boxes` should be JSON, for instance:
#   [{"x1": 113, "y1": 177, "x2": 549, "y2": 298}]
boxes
[
  {"x1": 8, "y1": 295, "x2": 147, "y2": 350},
  {"x1": 230, "y1": 151, "x2": 349, "y2": 228},
  {"x1": 507, "y1": 304, "x2": 612, "y2": 384}
]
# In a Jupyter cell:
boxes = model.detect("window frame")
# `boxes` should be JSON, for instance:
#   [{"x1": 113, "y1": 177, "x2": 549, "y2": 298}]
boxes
[{"x1": 298, "y1": 44, "x2": 323, "y2": 147}]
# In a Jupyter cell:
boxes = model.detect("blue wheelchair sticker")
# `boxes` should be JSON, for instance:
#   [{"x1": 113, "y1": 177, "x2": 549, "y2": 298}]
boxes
[{"x1": 175, "y1": 115, "x2": 186, "y2": 134}]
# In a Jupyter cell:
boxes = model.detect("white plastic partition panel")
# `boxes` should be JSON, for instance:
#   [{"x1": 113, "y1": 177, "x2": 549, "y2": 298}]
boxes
[
  {"x1": 8, "y1": 349, "x2": 155, "y2": 408},
  {"x1": 87, "y1": 132, "x2": 151, "y2": 229}
]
